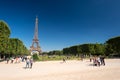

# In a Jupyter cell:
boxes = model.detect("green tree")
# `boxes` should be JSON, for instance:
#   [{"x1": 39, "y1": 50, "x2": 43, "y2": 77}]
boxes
[
  {"x1": 0, "y1": 20, "x2": 29, "y2": 57},
  {"x1": 80, "y1": 44, "x2": 91, "y2": 55},
  {"x1": 9, "y1": 38, "x2": 29, "y2": 55},
  {"x1": 0, "y1": 21, "x2": 11, "y2": 58},
  {"x1": 69, "y1": 46, "x2": 78, "y2": 56},
  {"x1": 0, "y1": 20, "x2": 11, "y2": 38},
  {"x1": 106, "y1": 36, "x2": 120, "y2": 56},
  {"x1": 63, "y1": 47, "x2": 70, "y2": 55},
  {"x1": 94, "y1": 43, "x2": 105, "y2": 56},
  {"x1": 89, "y1": 44, "x2": 95, "y2": 55},
  {"x1": 77, "y1": 45, "x2": 82, "y2": 56}
]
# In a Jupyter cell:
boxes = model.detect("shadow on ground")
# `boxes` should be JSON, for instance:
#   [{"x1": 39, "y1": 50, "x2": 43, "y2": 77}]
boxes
[{"x1": 88, "y1": 64, "x2": 94, "y2": 66}]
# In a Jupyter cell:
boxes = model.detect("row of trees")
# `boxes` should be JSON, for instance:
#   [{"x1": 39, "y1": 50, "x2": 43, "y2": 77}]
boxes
[
  {"x1": 43, "y1": 50, "x2": 63, "y2": 56},
  {"x1": 0, "y1": 20, "x2": 29, "y2": 59},
  {"x1": 43, "y1": 36, "x2": 120, "y2": 57},
  {"x1": 63, "y1": 43, "x2": 105, "y2": 56}
]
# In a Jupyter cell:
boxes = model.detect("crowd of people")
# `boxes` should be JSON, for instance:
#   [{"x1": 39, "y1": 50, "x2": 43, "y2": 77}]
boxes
[
  {"x1": 6, "y1": 56, "x2": 34, "y2": 69},
  {"x1": 6, "y1": 56, "x2": 23, "y2": 64},
  {"x1": 90, "y1": 56, "x2": 105, "y2": 66},
  {"x1": 5, "y1": 55, "x2": 106, "y2": 69}
]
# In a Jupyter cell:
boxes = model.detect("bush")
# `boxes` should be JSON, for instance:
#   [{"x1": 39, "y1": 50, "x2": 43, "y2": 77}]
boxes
[{"x1": 32, "y1": 54, "x2": 40, "y2": 61}]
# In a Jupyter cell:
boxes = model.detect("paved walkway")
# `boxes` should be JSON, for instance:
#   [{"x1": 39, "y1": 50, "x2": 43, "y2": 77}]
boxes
[{"x1": 0, "y1": 59, "x2": 120, "y2": 80}]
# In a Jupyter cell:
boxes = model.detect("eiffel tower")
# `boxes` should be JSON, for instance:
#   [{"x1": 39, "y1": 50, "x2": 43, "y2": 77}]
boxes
[{"x1": 30, "y1": 16, "x2": 42, "y2": 54}]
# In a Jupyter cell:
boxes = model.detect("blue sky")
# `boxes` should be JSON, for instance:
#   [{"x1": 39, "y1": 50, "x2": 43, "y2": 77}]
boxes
[{"x1": 0, "y1": 0, "x2": 120, "y2": 51}]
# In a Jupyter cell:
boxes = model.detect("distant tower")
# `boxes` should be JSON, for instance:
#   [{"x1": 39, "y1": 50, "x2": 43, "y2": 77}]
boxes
[{"x1": 30, "y1": 16, "x2": 42, "y2": 54}]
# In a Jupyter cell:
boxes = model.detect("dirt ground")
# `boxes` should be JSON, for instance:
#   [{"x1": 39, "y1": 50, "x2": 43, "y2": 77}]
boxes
[{"x1": 0, "y1": 59, "x2": 120, "y2": 80}]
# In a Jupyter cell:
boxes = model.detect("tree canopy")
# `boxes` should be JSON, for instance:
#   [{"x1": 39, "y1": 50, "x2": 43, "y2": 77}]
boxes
[
  {"x1": 0, "y1": 20, "x2": 11, "y2": 38},
  {"x1": 0, "y1": 20, "x2": 29, "y2": 58},
  {"x1": 106, "y1": 36, "x2": 120, "y2": 56}
]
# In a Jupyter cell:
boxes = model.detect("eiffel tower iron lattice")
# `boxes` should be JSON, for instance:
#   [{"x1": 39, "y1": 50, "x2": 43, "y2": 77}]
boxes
[{"x1": 30, "y1": 17, "x2": 42, "y2": 54}]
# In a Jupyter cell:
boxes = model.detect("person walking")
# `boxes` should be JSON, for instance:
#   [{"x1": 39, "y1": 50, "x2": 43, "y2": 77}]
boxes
[
  {"x1": 63, "y1": 58, "x2": 66, "y2": 63},
  {"x1": 97, "y1": 57, "x2": 101, "y2": 66},
  {"x1": 26, "y1": 58, "x2": 30, "y2": 68},
  {"x1": 100, "y1": 56, "x2": 105, "y2": 66},
  {"x1": 11, "y1": 57, "x2": 14, "y2": 63},
  {"x1": 30, "y1": 58, "x2": 33, "y2": 68},
  {"x1": 6, "y1": 57, "x2": 9, "y2": 64}
]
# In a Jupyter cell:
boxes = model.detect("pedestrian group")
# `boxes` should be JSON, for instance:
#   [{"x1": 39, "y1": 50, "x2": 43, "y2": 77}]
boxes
[
  {"x1": 90, "y1": 56, "x2": 105, "y2": 66},
  {"x1": 6, "y1": 56, "x2": 34, "y2": 69},
  {"x1": 26, "y1": 58, "x2": 33, "y2": 69}
]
